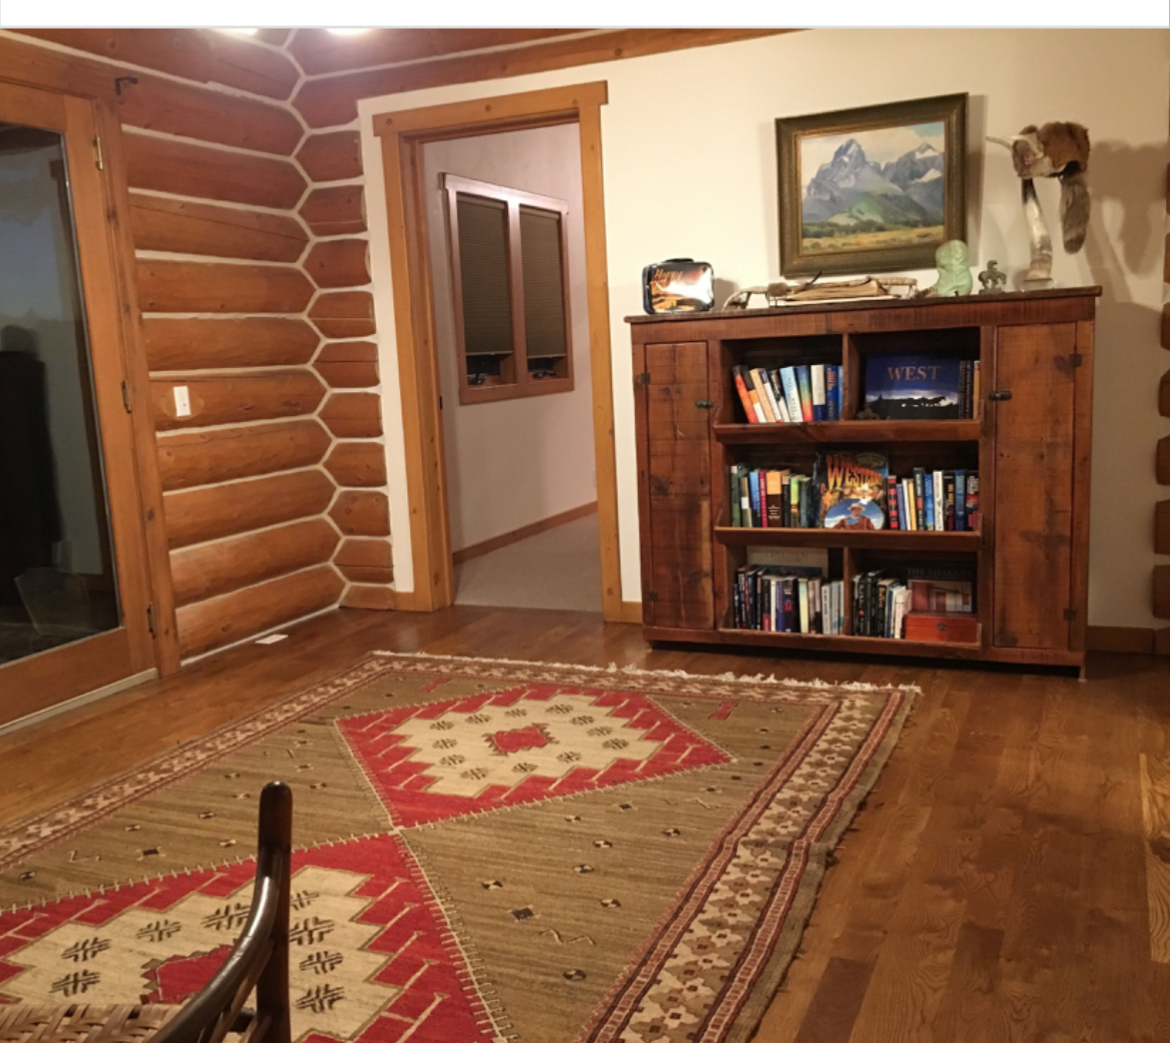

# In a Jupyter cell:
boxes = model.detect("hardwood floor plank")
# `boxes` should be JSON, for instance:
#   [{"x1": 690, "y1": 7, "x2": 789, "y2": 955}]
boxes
[{"x1": 1140, "y1": 752, "x2": 1170, "y2": 962}]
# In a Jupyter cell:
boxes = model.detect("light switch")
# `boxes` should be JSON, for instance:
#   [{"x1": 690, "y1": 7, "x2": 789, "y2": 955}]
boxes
[{"x1": 173, "y1": 385, "x2": 191, "y2": 418}]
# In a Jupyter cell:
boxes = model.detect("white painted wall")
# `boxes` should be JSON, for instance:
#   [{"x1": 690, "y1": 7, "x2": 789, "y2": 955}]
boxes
[
  {"x1": 362, "y1": 28, "x2": 1170, "y2": 627},
  {"x1": 422, "y1": 125, "x2": 595, "y2": 553}
]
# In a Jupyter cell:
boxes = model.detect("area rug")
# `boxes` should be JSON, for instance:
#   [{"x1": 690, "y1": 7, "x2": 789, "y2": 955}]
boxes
[{"x1": 0, "y1": 653, "x2": 915, "y2": 1043}]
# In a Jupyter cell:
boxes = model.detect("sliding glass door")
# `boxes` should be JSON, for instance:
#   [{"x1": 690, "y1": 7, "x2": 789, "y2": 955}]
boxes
[{"x1": 0, "y1": 81, "x2": 156, "y2": 726}]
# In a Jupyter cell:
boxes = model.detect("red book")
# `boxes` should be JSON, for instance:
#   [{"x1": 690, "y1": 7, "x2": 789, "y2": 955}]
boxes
[
  {"x1": 886, "y1": 475, "x2": 900, "y2": 530},
  {"x1": 732, "y1": 367, "x2": 758, "y2": 423}
]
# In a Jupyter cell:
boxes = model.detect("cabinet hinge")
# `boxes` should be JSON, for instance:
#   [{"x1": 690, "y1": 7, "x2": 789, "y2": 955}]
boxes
[
  {"x1": 121, "y1": 380, "x2": 132, "y2": 412},
  {"x1": 646, "y1": 591, "x2": 659, "y2": 602},
  {"x1": 1063, "y1": 607, "x2": 1077, "y2": 621},
  {"x1": 1069, "y1": 353, "x2": 1083, "y2": 367},
  {"x1": 634, "y1": 372, "x2": 650, "y2": 386},
  {"x1": 93, "y1": 135, "x2": 104, "y2": 171},
  {"x1": 146, "y1": 604, "x2": 157, "y2": 636}
]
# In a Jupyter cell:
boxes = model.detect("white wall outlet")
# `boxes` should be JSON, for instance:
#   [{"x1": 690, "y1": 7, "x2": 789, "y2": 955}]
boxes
[{"x1": 173, "y1": 385, "x2": 191, "y2": 418}]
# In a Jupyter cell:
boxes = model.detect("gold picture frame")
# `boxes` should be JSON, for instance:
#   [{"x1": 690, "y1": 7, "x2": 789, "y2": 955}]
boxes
[{"x1": 776, "y1": 93, "x2": 968, "y2": 277}]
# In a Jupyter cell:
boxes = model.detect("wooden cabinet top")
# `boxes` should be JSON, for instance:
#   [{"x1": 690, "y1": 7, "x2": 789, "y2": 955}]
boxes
[{"x1": 627, "y1": 286, "x2": 1101, "y2": 340}]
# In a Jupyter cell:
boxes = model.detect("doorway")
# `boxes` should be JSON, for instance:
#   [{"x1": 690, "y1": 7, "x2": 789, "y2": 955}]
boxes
[
  {"x1": 422, "y1": 125, "x2": 601, "y2": 612},
  {"x1": 374, "y1": 81, "x2": 635, "y2": 621},
  {"x1": 0, "y1": 81, "x2": 160, "y2": 727}
]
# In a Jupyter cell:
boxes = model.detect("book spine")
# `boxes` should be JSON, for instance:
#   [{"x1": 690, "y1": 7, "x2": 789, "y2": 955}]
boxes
[
  {"x1": 765, "y1": 472, "x2": 784, "y2": 527},
  {"x1": 750, "y1": 369, "x2": 778, "y2": 423},
  {"x1": 758, "y1": 469, "x2": 768, "y2": 527},
  {"x1": 796, "y1": 366, "x2": 814, "y2": 422},
  {"x1": 781, "y1": 578, "x2": 795, "y2": 633},
  {"x1": 821, "y1": 582, "x2": 830, "y2": 636},
  {"x1": 913, "y1": 468, "x2": 926, "y2": 530},
  {"x1": 780, "y1": 367, "x2": 802, "y2": 424},
  {"x1": 780, "y1": 473, "x2": 791, "y2": 527},
  {"x1": 966, "y1": 473, "x2": 979, "y2": 531},
  {"x1": 732, "y1": 367, "x2": 759, "y2": 424},
  {"x1": 825, "y1": 365, "x2": 840, "y2": 420},
  {"x1": 924, "y1": 471, "x2": 936, "y2": 530},
  {"x1": 799, "y1": 477, "x2": 813, "y2": 529},
  {"x1": 955, "y1": 469, "x2": 967, "y2": 532},
  {"x1": 740, "y1": 475, "x2": 752, "y2": 528},
  {"x1": 934, "y1": 471, "x2": 944, "y2": 531},
  {"x1": 729, "y1": 465, "x2": 741, "y2": 527},
  {"x1": 959, "y1": 360, "x2": 970, "y2": 419},
  {"x1": 811, "y1": 364, "x2": 827, "y2": 422},
  {"x1": 769, "y1": 370, "x2": 791, "y2": 423},
  {"x1": 798, "y1": 578, "x2": 809, "y2": 634},
  {"x1": 901, "y1": 477, "x2": 915, "y2": 531},
  {"x1": 972, "y1": 360, "x2": 981, "y2": 419},
  {"x1": 944, "y1": 472, "x2": 956, "y2": 531},
  {"x1": 886, "y1": 475, "x2": 900, "y2": 530},
  {"x1": 749, "y1": 470, "x2": 761, "y2": 527}
]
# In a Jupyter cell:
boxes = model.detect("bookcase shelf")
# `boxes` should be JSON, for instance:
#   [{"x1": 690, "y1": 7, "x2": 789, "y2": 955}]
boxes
[
  {"x1": 713, "y1": 527, "x2": 981, "y2": 551},
  {"x1": 629, "y1": 288, "x2": 1101, "y2": 670},
  {"x1": 712, "y1": 420, "x2": 982, "y2": 445}
]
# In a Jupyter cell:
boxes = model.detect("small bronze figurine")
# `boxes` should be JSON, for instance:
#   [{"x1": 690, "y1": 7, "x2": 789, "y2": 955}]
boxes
[{"x1": 978, "y1": 261, "x2": 1008, "y2": 294}]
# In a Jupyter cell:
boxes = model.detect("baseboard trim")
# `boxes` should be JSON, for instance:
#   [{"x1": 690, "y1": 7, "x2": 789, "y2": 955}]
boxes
[
  {"x1": 1085, "y1": 625, "x2": 1156, "y2": 654},
  {"x1": 619, "y1": 601, "x2": 644, "y2": 624},
  {"x1": 0, "y1": 667, "x2": 157, "y2": 739},
  {"x1": 452, "y1": 501, "x2": 599, "y2": 566}
]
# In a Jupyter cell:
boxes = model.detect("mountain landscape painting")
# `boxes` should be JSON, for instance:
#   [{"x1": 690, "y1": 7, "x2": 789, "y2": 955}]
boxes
[
  {"x1": 776, "y1": 95, "x2": 967, "y2": 276},
  {"x1": 800, "y1": 122, "x2": 946, "y2": 254}
]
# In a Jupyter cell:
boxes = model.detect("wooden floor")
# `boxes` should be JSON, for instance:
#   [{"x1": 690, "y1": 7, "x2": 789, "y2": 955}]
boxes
[{"x1": 3, "y1": 606, "x2": 1169, "y2": 1042}]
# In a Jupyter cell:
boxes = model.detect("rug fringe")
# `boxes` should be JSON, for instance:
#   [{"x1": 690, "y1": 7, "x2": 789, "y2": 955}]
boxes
[{"x1": 369, "y1": 650, "x2": 922, "y2": 694}]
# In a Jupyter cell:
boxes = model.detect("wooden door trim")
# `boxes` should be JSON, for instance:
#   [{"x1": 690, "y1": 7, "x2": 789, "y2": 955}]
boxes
[
  {"x1": 0, "y1": 75, "x2": 179, "y2": 680},
  {"x1": 374, "y1": 81, "x2": 626, "y2": 619}
]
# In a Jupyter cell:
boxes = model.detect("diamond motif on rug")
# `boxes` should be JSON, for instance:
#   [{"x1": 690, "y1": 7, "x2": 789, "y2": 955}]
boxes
[
  {"x1": 336, "y1": 684, "x2": 730, "y2": 826},
  {"x1": 0, "y1": 835, "x2": 496, "y2": 1043}
]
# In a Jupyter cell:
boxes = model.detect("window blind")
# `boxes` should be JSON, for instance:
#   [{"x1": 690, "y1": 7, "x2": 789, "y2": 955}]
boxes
[
  {"x1": 455, "y1": 193, "x2": 514, "y2": 357},
  {"x1": 519, "y1": 206, "x2": 567, "y2": 360}
]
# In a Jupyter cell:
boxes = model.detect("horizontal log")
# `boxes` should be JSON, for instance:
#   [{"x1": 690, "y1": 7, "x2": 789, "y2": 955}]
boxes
[
  {"x1": 287, "y1": 27, "x2": 582, "y2": 76},
  {"x1": 117, "y1": 73, "x2": 302, "y2": 155},
  {"x1": 330, "y1": 490, "x2": 390, "y2": 536},
  {"x1": 177, "y1": 564, "x2": 343, "y2": 656},
  {"x1": 143, "y1": 317, "x2": 319, "y2": 371},
  {"x1": 296, "y1": 130, "x2": 363, "y2": 182},
  {"x1": 299, "y1": 185, "x2": 366, "y2": 237},
  {"x1": 164, "y1": 468, "x2": 335, "y2": 548},
  {"x1": 303, "y1": 238, "x2": 370, "y2": 289},
  {"x1": 335, "y1": 537, "x2": 393, "y2": 569},
  {"x1": 124, "y1": 132, "x2": 306, "y2": 209},
  {"x1": 171, "y1": 517, "x2": 340, "y2": 606},
  {"x1": 1157, "y1": 564, "x2": 1170, "y2": 620},
  {"x1": 313, "y1": 341, "x2": 379, "y2": 388},
  {"x1": 138, "y1": 259, "x2": 315, "y2": 314},
  {"x1": 1157, "y1": 500, "x2": 1170, "y2": 556},
  {"x1": 320, "y1": 392, "x2": 382, "y2": 437},
  {"x1": 325, "y1": 442, "x2": 387, "y2": 487},
  {"x1": 151, "y1": 371, "x2": 325, "y2": 430},
  {"x1": 129, "y1": 193, "x2": 307, "y2": 262},
  {"x1": 340, "y1": 584, "x2": 396, "y2": 609},
  {"x1": 309, "y1": 291, "x2": 376, "y2": 338},
  {"x1": 157, "y1": 418, "x2": 331, "y2": 490},
  {"x1": 337, "y1": 564, "x2": 394, "y2": 584},
  {"x1": 12, "y1": 29, "x2": 299, "y2": 101},
  {"x1": 294, "y1": 29, "x2": 787, "y2": 127}
]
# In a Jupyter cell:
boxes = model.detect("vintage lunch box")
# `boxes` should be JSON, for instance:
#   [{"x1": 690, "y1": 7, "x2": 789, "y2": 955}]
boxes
[{"x1": 642, "y1": 258, "x2": 715, "y2": 314}]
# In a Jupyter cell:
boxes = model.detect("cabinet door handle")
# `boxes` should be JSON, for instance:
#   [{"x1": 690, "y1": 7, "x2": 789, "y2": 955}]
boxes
[
  {"x1": 988, "y1": 389, "x2": 1013, "y2": 401},
  {"x1": 695, "y1": 399, "x2": 715, "y2": 409}
]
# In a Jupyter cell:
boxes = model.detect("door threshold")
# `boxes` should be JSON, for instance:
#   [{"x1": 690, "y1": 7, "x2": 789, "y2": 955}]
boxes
[{"x1": 0, "y1": 668, "x2": 158, "y2": 739}]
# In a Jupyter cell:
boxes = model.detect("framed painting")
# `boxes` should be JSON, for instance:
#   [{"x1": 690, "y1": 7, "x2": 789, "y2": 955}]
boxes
[{"x1": 776, "y1": 93, "x2": 967, "y2": 276}]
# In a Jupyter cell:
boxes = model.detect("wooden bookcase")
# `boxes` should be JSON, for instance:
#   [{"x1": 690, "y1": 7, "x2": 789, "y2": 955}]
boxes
[{"x1": 628, "y1": 287, "x2": 1100, "y2": 670}]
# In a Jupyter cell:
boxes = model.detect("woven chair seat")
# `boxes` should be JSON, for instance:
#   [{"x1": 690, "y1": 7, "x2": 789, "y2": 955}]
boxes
[{"x1": 0, "y1": 1004, "x2": 180, "y2": 1043}]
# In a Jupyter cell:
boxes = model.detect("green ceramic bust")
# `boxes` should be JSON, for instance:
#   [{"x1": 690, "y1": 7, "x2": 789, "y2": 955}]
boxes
[{"x1": 934, "y1": 239, "x2": 973, "y2": 296}]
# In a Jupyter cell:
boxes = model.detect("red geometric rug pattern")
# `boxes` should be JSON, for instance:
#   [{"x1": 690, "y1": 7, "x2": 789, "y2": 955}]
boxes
[{"x1": 338, "y1": 683, "x2": 730, "y2": 827}]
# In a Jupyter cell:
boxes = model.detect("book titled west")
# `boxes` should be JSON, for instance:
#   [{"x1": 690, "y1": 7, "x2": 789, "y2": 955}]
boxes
[{"x1": 815, "y1": 450, "x2": 888, "y2": 530}]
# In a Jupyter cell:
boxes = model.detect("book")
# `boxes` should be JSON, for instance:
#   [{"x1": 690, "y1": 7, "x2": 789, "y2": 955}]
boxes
[
  {"x1": 886, "y1": 475, "x2": 901, "y2": 530},
  {"x1": 815, "y1": 450, "x2": 888, "y2": 530},
  {"x1": 901, "y1": 477, "x2": 915, "y2": 530},
  {"x1": 748, "y1": 470, "x2": 761, "y2": 527},
  {"x1": 750, "y1": 369, "x2": 778, "y2": 423},
  {"x1": 765, "y1": 470, "x2": 785, "y2": 527},
  {"x1": 729, "y1": 464, "x2": 743, "y2": 527},
  {"x1": 731, "y1": 367, "x2": 758, "y2": 423},
  {"x1": 906, "y1": 564, "x2": 976, "y2": 614},
  {"x1": 768, "y1": 371, "x2": 791, "y2": 423},
  {"x1": 864, "y1": 354, "x2": 963, "y2": 420},
  {"x1": 912, "y1": 468, "x2": 927, "y2": 530},
  {"x1": 959, "y1": 360, "x2": 971, "y2": 419},
  {"x1": 966, "y1": 473, "x2": 980, "y2": 531},
  {"x1": 972, "y1": 361, "x2": 981, "y2": 416},
  {"x1": 825, "y1": 365, "x2": 841, "y2": 420},
  {"x1": 740, "y1": 475, "x2": 752, "y2": 528},
  {"x1": 924, "y1": 471, "x2": 936, "y2": 530},
  {"x1": 811, "y1": 365, "x2": 827, "y2": 422},
  {"x1": 780, "y1": 367, "x2": 803, "y2": 424},
  {"x1": 954, "y1": 468, "x2": 967, "y2": 532},
  {"x1": 796, "y1": 366, "x2": 814, "y2": 422},
  {"x1": 944, "y1": 472, "x2": 956, "y2": 531},
  {"x1": 933, "y1": 471, "x2": 945, "y2": 531}
]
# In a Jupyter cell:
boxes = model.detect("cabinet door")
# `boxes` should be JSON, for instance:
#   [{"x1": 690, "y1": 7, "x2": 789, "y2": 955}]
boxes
[
  {"x1": 992, "y1": 323, "x2": 1077, "y2": 650},
  {"x1": 634, "y1": 341, "x2": 714, "y2": 630}
]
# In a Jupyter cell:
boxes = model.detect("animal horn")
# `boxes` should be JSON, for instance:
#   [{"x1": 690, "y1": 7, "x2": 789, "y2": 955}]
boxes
[{"x1": 986, "y1": 135, "x2": 1016, "y2": 150}]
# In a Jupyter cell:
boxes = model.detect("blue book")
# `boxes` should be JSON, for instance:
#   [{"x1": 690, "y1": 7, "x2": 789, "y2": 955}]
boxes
[
  {"x1": 955, "y1": 469, "x2": 967, "y2": 532},
  {"x1": 796, "y1": 366, "x2": 813, "y2": 422},
  {"x1": 924, "y1": 473, "x2": 936, "y2": 529},
  {"x1": 864, "y1": 354, "x2": 962, "y2": 420},
  {"x1": 825, "y1": 365, "x2": 841, "y2": 420},
  {"x1": 748, "y1": 470, "x2": 761, "y2": 527},
  {"x1": 780, "y1": 367, "x2": 802, "y2": 423}
]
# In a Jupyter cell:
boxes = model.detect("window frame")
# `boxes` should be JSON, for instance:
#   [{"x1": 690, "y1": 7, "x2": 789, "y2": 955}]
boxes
[{"x1": 442, "y1": 173, "x2": 575, "y2": 405}]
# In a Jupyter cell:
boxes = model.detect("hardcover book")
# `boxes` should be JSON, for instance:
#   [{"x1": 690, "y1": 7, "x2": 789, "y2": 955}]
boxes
[
  {"x1": 864, "y1": 354, "x2": 962, "y2": 420},
  {"x1": 815, "y1": 451, "x2": 889, "y2": 530}
]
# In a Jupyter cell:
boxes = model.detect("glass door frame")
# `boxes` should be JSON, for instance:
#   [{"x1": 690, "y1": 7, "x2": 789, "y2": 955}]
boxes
[{"x1": 0, "y1": 75, "x2": 178, "y2": 727}]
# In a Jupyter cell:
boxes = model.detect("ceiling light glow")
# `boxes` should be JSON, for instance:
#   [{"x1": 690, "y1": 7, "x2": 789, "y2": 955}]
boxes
[
  {"x1": 326, "y1": 28, "x2": 369, "y2": 35},
  {"x1": 221, "y1": 27, "x2": 259, "y2": 34}
]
